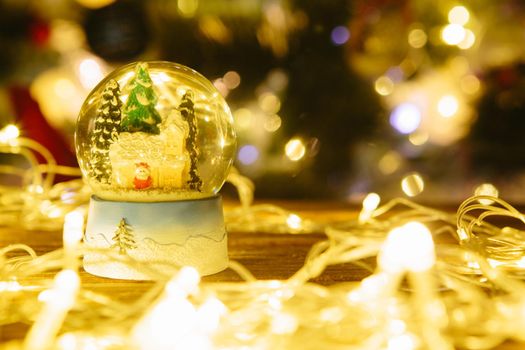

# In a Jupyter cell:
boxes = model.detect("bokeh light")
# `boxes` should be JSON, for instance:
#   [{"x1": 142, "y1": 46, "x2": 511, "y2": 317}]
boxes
[
  {"x1": 258, "y1": 93, "x2": 281, "y2": 114},
  {"x1": 441, "y1": 24, "x2": 466, "y2": 45},
  {"x1": 378, "y1": 151, "x2": 402, "y2": 175},
  {"x1": 448, "y1": 6, "x2": 470, "y2": 26},
  {"x1": 285, "y1": 138, "x2": 306, "y2": 161},
  {"x1": 223, "y1": 71, "x2": 241, "y2": 89},
  {"x1": 408, "y1": 29, "x2": 427, "y2": 49},
  {"x1": 457, "y1": 29, "x2": 476, "y2": 50},
  {"x1": 264, "y1": 114, "x2": 282, "y2": 132},
  {"x1": 401, "y1": 173, "x2": 425, "y2": 197},
  {"x1": 437, "y1": 95, "x2": 459, "y2": 118},
  {"x1": 330, "y1": 26, "x2": 350, "y2": 46},
  {"x1": 460, "y1": 75, "x2": 481, "y2": 95},
  {"x1": 238, "y1": 145, "x2": 259, "y2": 165},
  {"x1": 375, "y1": 76, "x2": 394, "y2": 96},
  {"x1": 474, "y1": 183, "x2": 499, "y2": 205},
  {"x1": 390, "y1": 103, "x2": 421, "y2": 134}
]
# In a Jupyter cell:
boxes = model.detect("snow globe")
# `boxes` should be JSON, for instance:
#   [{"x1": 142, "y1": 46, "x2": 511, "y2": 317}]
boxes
[{"x1": 75, "y1": 61, "x2": 236, "y2": 280}]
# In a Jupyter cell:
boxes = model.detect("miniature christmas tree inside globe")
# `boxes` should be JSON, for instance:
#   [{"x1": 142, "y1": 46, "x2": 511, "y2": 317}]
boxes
[{"x1": 75, "y1": 61, "x2": 236, "y2": 202}]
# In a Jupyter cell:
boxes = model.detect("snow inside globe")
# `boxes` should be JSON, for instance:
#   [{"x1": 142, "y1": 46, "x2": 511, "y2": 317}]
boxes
[{"x1": 75, "y1": 61, "x2": 236, "y2": 280}]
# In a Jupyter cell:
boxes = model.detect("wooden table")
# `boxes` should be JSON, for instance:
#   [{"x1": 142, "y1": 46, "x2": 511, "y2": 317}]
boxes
[{"x1": 0, "y1": 200, "x2": 523, "y2": 349}]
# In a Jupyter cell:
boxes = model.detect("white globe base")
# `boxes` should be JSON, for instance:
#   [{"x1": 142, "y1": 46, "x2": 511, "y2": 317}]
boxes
[{"x1": 83, "y1": 195, "x2": 228, "y2": 280}]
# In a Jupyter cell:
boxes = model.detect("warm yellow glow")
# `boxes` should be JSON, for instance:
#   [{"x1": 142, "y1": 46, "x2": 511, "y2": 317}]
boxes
[
  {"x1": 461, "y1": 75, "x2": 481, "y2": 95},
  {"x1": 379, "y1": 222, "x2": 435, "y2": 273},
  {"x1": 0, "y1": 280, "x2": 22, "y2": 292},
  {"x1": 408, "y1": 131, "x2": 429, "y2": 146},
  {"x1": 0, "y1": 124, "x2": 20, "y2": 143},
  {"x1": 165, "y1": 266, "x2": 201, "y2": 297},
  {"x1": 408, "y1": 29, "x2": 427, "y2": 48},
  {"x1": 457, "y1": 29, "x2": 476, "y2": 50},
  {"x1": 49, "y1": 20, "x2": 85, "y2": 53},
  {"x1": 223, "y1": 71, "x2": 241, "y2": 89},
  {"x1": 233, "y1": 108, "x2": 253, "y2": 130},
  {"x1": 264, "y1": 114, "x2": 282, "y2": 132},
  {"x1": 54, "y1": 78, "x2": 75, "y2": 99},
  {"x1": 63, "y1": 210, "x2": 84, "y2": 249},
  {"x1": 359, "y1": 193, "x2": 381, "y2": 223},
  {"x1": 177, "y1": 0, "x2": 199, "y2": 17},
  {"x1": 286, "y1": 214, "x2": 302, "y2": 230},
  {"x1": 75, "y1": 0, "x2": 116, "y2": 9},
  {"x1": 387, "y1": 333, "x2": 417, "y2": 350},
  {"x1": 78, "y1": 58, "x2": 104, "y2": 89},
  {"x1": 362, "y1": 193, "x2": 381, "y2": 213},
  {"x1": 285, "y1": 138, "x2": 306, "y2": 161},
  {"x1": 441, "y1": 24, "x2": 466, "y2": 45},
  {"x1": 474, "y1": 183, "x2": 499, "y2": 205},
  {"x1": 259, "y1": 92, "x2": 281, "y2": 114},
  {"x1": 378, "y1": 151, "x2": 402, "y2": 175},
  {"x1": 437, "y1": 95, "x2": 459, "y2": 118},
  {"x1": 197, "y1": 297, "x2": 226, "y2": 333},
  {"x1": 271, "y1": 313, "x2": 298, "y2": 334},
  {"x1": 375, "y1": 76, "x2": 394, "y2": 96},
  {"x1": 448, "y1": 6, "x2": 470, "y2": 26},
  {"x1": 54, "y1": 270, "x2": 81, "y2": 294},
  {"x1": 401, "y1": 173, "x2": 424, "y2": 197}
]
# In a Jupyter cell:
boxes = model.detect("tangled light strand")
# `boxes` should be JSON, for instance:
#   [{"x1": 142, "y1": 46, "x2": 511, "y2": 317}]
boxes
[{"x1": 1, "y1": 126, "x2": 525, "y2": 349}]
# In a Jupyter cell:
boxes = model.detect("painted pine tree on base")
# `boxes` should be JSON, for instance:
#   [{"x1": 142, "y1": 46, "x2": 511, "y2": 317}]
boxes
[
  {"x1": 179, "y1": 90, "x2": 202, "y2": 191},
  {"x1": 120, "y1": 62, "x2": 162, "y2": 134},
  {"x1": 111, "y1": 218, "x2": 136, "y2": 255},
  {"x1": 90, "y1": 79, "x2": 122, "y2": 184}
]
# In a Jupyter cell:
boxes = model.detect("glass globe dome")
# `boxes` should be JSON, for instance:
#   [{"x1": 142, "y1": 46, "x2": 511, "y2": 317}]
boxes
[{"x1": 75, "y1": 61, "x2": 236, "y2": 202}]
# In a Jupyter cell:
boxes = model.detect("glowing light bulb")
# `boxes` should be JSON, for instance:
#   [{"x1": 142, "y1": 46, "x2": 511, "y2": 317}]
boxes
[
  {"x1": 63, "y1": 210, "x2": 84, "y2": 247},
  {"x1": 437, "y1": 95, "x2": 459, "y2": 118},
  {"x1": 286, "y1": 214, "x2": 302, "y2": 230},
  {"x1": 375, "y1": 76, "x2": 394, "y2": 96},
  {"x1": 401, "y1": 173, "x2": 424, "y2": 197},
  {"x1": 448, "y1": 6, "x2": 470, "y2": 25},
  {"x1": 390, "y1": 103, "x2": 421, "y2": 134},
  {"x1": 387, "y1": 333, "x2": 417, "y2": 350},
  {"x1": 0, "y1": 124, "x2": 20, "y2": 143},
  {"x1": 379, "y1": 222, "x2": 435, "y2": 273},
  {"x1": 474, "y1": 183, "x2": 499, "y2": 205},
  {"x1": 271, "y1": 313, "x2": 298, "y2": 334},
  {"x1": 441, "y1": 24, "x2": 466, "y2": 45},
  {"x1": 362, "y1": 193, "x2": 380, "y2": 213},
  {"x1": 359, "y1": 193, "x2": 380, "y2": 223},
  {"x1": 285, "y1": 138, "x2": 306, "y2": 161}
]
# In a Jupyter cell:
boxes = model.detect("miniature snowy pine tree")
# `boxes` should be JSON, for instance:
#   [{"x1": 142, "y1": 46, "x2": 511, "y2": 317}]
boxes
[
  {"x1": 179, "y1": 90, "x2": 203, "y2": 191},
  {"x1": 90, "y1": 79, "x2": 122, "y2": 184},
  {"x1": 120, "y1": 62, "x2": 162, "y2": 134},
  {"x1": 111, "y1": 218, "x2": 136, "y2": 254}
]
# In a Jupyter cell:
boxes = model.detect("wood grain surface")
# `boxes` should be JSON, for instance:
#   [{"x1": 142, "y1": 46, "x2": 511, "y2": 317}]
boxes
[{"x1": 0, "y1": 200, "x2": 523, "y2": 349}]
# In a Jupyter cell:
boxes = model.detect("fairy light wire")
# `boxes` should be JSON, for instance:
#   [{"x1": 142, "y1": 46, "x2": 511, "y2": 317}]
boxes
[{"x1": 1, "y1": 126, "x2": 525, "y2": 349}]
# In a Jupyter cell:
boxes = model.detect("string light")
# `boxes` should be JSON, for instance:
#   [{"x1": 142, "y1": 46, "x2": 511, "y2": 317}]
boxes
[{"x1": 2, "y1": 136, "x2": 525, "y2": 350}]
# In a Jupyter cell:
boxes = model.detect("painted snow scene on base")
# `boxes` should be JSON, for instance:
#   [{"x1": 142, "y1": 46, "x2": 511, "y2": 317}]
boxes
[
  {"x1": 83, "y1": 197, "x2": 228, "y2": 280},
  {"x1": 76, "y1": 61, "x2": 236, "y2": 202}
]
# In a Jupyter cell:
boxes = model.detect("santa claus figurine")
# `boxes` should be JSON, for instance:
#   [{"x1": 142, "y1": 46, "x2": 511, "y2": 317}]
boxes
[{"x1": 133, "y1": 162, "x2": 153, "y2": 190}]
